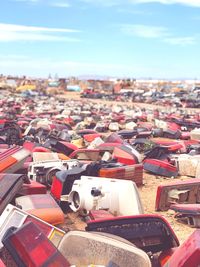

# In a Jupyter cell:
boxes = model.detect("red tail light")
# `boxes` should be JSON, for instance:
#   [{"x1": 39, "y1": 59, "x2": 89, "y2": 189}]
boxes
[
  {"x1": 2, "y1": 222, "x2": 70, "y2": 267},
  {"x1": 163, "y1": 230, "x2": 200, "y2": 267},
  {"x1": 155, "y1": 185, "x2": 162, "y2": 211},
  {"x1": 99, "y1": 167, "x2": 125, "y2": 178},
  {"x1": 0, "y1": 204, "x2": 65, "y2": 249},
  {"x1": 15, "y1": 194, "x2": 64, "y2": 225},
  {"x1": 51, "y1": 177, "x2": 63, "y2": 200},
  {"x1": 20, "y1": 180, "x2": 47, "y2": 195},
  {"x1": 99, "y1": 164, "x2": 143, "y2": 186},
  {"x1": 23, "y1": 141, "x2": 36, "y2": 152},
  {"x1": 24, "y1": 216, "x2": 64, "y2": 246},
  {"x1": 83, "y1": 133, "x2": 101, "y2": 142},
  {"x1": 0, "y1": 259, "x2": 6, "y2": 267},
  {"x1": 24, "y1": 216, "x2": 52, "y2": 237},
  {"x1": 113, "y1": 156, "x2": 136, "y2": 165},
  {"x1": 158, "y1": 248, "x2": 177, "y2": 266}
]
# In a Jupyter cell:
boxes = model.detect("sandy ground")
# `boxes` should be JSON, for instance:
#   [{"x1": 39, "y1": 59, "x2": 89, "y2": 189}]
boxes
[
  {"x1": 57, "y1": 92, "x2": 197, "y2": 244},
  {"x1": 139, "y1": 173, "x2": 195, "y2": 244}
]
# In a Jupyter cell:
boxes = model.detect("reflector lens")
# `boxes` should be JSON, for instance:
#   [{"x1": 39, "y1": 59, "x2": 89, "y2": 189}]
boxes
[
  {"x1": 3, "y1": 222, "x2": 70, "y2": 267},
  {"x1": 51, "y1": 178, "x2": 63, "y2": 200},
  {"x1": 24, "y1": 216, "x2": 52, "y2": 236},
  {"x1": 99, "y1": 164, "x2": 143, "y2": 186}
]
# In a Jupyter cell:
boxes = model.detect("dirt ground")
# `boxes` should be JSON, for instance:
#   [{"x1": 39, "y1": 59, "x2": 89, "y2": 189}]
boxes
[
  {"x1": 139, "y1": 173, "x2": 195, "y2": 244},
  {"x1": 58, "y1": 92, "x2": 197, "y2": 245}
]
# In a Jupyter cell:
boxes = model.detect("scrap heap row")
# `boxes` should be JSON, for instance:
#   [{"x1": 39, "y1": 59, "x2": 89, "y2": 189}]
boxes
[{"x1": 0, "y1": 94, "x2": 199, "y2": 266}]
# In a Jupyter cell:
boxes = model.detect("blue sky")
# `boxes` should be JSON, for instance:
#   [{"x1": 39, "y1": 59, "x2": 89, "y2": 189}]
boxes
[{"x1": 0, "y1": 0, "x2": 200, "y2": 79}]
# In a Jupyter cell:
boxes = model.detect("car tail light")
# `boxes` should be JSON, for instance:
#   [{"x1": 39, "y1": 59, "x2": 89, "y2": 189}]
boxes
[
  {"x1": 143, "y1": 159, "x2": 178, "y2": 178},
  {"x1": 0, "y1": 204, "x2": 65, "y2": 249},
  {"x1": 83, "y1": 133, "x2": 101, "y2": 142},
  {"x1": 20, "y1": 180, "x2": 47, "y2": 196},
  {"x1": 163, "y1": 230, "x2": 200, "y2": 267},
  {"x1": 105, "y1": 133, "x2": 123, "y2": 144},
  {"x1": 99, "y1": 164, "x2": 143, "y2": 186},
  {"x1": 170, "y1": 203, "x2": 200, "y2": 227},
  {"x1": 88, "y1": 210, "x2": 115, "y2": 221},
  {"x1": 51, "y1": 167, "x2": 86, "y2": 213},
  {"x1": 32, "y1": 147, "x2": 50, "y2": 153},
  {"x1": 155, "y1": 185, "x2": 163, "y2": 211},
  {"x1": 24, "y1": 215, "x2": 53, "y2": 236},
  {"x1": 15, "y1": 194, "x2": 65, "y2": 226},
  {"x1": 86, "y1": 214, "x2": 179, "y2": 254},
  {"x1": 113, "y1": 156, "x2": 137, "y2": 165},
  {"x1": 158, "y1": 248, "x2": 177, "y2": 266},
  {"x1": 23, "y1": 141, "x2": 37, "y2": 152},
  {"x1": 51, "y1": 176, "x2": 63, "y2": 200},
  {"x1": 0, "y1": 173, "x2": 24, "y2": 214},
  {"x1": 0, "y1": 157, "x2": 17, "y2": 172},
  {"x1": 2, "y1": 222, "x2": 70, "y2": 267},
  {"x1": 155, "y1": 179, "x2": 200, "y2": 211},
  {"x1": 0, "y1": 259, "x2": 6, "y2": 267}
]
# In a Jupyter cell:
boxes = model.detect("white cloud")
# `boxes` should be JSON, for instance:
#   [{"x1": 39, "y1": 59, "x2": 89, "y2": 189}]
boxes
[
  {"x1": 120, "y1": 24, "x2": 169, "y2": 38},
  {"x1": 13, "y1": 0, "x2": 71, "y2": 8},
  {"x1": 13, "y1": 0, "x2": 39, "y2": 3},
  {"x1": 0, "y1": 55, "x2": 29, "y2": 60},
  {"x1": 120, "y1": 23, "x2": 197, "y2": 46},
  {"x1": 0, "y1": 23, "x2": 78, "y2": 33},
  {"x1": 50, "y1": 1, "x2": 71, "y2": 8},
  {"x1": 0, "y1": 23, "x2": 80, "y2": 42},
  {"x1": 79, "y1": 0, "x2": 200, "y2": 7},
  {"x1": 130, "y1": 0, "x2": 200, "y2": 8},
  {"x1": 117, "y1": 8, "x2": 152, "y2": 15},
  {"x1": 80, "y1": 0, "x2": 122, "y2": 6},
  {"x1": 0, "y1": 32, "x2": 79, "y2": 42},
  {"x1": 13, "y1": 0, "x2": 200, "y2": 7},
  {"x1": 164, "y1": 36, "x2": 196, "y2": 45}
]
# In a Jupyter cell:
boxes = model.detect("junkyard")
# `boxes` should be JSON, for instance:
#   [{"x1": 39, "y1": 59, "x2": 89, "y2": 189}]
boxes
[{"x1": 0, "y1": 76, "x2": 199, "y2": 266}]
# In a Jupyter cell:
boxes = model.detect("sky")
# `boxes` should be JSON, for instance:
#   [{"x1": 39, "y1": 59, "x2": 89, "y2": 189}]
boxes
[{"x1": 0, "y1": 0, "x2": 200, "y2": 79}]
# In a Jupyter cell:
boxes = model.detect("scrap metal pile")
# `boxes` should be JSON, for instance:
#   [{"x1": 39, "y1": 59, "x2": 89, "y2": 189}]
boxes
[{"x1": 0, "y1": 94, "x2": 199, "y2": 266}]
